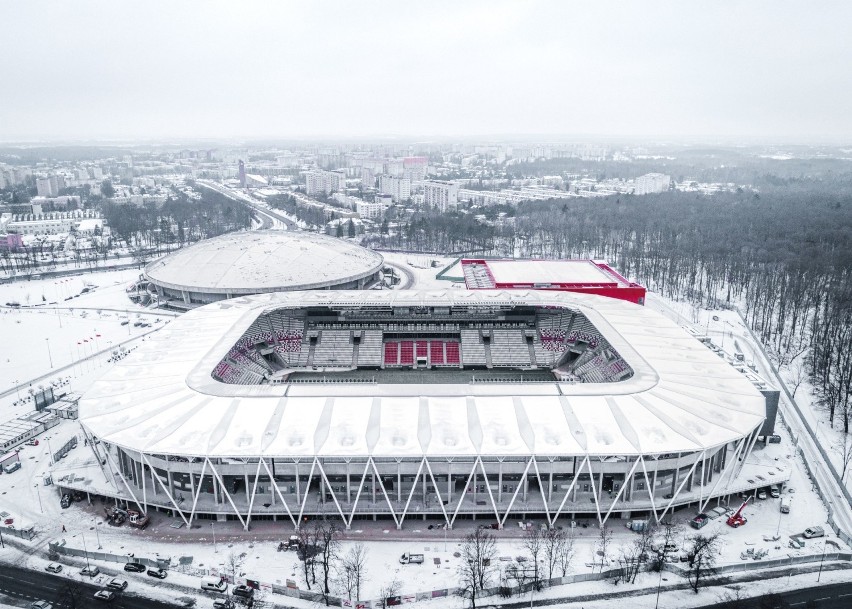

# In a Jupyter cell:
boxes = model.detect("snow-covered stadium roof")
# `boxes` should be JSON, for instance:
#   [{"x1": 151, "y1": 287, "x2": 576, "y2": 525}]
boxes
[
  {"x1": 144, "y1": 230, "x2": 384, "y2": 295},
  {"x1": 79, "y1": 290, "x2": 766, "y2": 459}
]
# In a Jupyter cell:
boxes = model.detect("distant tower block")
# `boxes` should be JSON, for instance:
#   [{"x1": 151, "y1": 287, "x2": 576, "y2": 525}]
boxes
[{"x1": 238, "y1": 160, "x2": 246, "y2": 188}]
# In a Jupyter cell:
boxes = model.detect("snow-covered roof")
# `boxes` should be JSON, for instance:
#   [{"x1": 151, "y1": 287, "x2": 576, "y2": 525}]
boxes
[
  {"x1": 478, "y1": 259, "x2": 620, "y2": 285},
  {"x1": 79, "y1": 290, "x2": 766, "y2": 459},
  {"x1": 143, "y1": 230, "x2": 384, "y2": 295}
]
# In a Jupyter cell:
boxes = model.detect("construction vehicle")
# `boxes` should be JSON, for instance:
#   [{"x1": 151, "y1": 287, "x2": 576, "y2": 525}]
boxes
[
  {"x1": 726, "y1": 497, "x2": 750, "y2": 528},
  {"x1": 104, "y1": 506, "x2": 128, "y2": 526},
  {"x1": 127, "y1": 509, "x2": 149, "y2": 529}
]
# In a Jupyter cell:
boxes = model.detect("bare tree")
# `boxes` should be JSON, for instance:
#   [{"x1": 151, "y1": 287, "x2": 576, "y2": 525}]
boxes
[
  {"x1": 685, "y1": 532, "x2": 723, "y2": 593},
  {"x1": 377, "y1": 577, "x2": 402, "y2": 609},
  {"x1": 554, "y1": 527, "x2": 575, "y2": 577},
  {"x1": 338, "y1": 542, "x2": 368, "y2": 601},
  {"x1": 651, "y1": 520, "x2": 678, "y2": 571},
  {"x1": 314, "y1": 521, "x2": 341, "y2": 603},
  {"x1": 225, "y1": 550, "x2": 245, "y2": 583},
  {"x1": 542, "y1": 526, "x2": 567, "y2": 580},
  {"x1": 457, "y1": 528, "x2": 497, "y2": 608},
  {"x1": 837, "y1": 432, "x2": 852, "y2": 483},
  {"x1": 595, "y1": 525, "x2": 613, "y2": 573},
  {"x1": 522, "y1": 526, "x2": 545, "y2": 589},
  {"x1": 297, "y1": 523, "x2": 315, "y2": 590}
]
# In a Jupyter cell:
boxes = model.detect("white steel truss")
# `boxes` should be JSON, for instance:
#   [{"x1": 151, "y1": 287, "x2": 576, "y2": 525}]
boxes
[{"x1": 88, "y1": 436, "x2": 763, "y2": 531}]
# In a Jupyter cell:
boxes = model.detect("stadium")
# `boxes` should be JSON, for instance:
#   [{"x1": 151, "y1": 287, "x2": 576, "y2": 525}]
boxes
[
  {"x1": 75, "y1": 289, "x2": 772, "y2": 531},
  {"x1": 142, "y1": 230, "x2": 384, "y2": 310}
]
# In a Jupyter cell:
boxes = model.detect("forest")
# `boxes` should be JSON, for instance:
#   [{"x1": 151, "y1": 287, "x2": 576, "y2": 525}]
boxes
[{"x1": 368, "y1": 178, "x2": 852, "y2": 439}]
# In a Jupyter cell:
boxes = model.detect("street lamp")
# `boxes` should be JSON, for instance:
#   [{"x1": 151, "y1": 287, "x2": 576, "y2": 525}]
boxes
[
  {"x1": 817, "y1": 539, "x2": 828, "y2": 582},
  {"x1": 45, "y1": 338, "x2": 53, "y2": 369},
  {"x1": 94, "y1": 520, "x2": 102, "y2": 549},
  {"x1": 34, "y1": 484, "x2": 43, "y2": 514},
  {"x1": 212, "y1": 521, "x2": 218, "y2": 553}
]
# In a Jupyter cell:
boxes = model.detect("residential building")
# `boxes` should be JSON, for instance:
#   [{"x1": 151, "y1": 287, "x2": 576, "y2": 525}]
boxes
[
  {"x1": 305, "y1": 169, "x2": 347, "y2": 196},
  {"x1": 379, "y1": 175, "x2": 411, "y2": 203},
  {"x1": 634, "y1": 173, "x2": 671, "y2": 195},
  {"x1": 423, "y1": 180, "x2": 460, "y2": 212}
]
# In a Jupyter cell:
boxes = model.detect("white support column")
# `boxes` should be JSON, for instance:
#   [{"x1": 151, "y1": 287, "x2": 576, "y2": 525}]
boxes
[
  {"x1": 588, "y1": 457, "x2": 603, "y2": 526},
  {"x1": 140, "y1": 451, "x2": 147, "y2": 512},
  {"x1": 602, "y1": 456, "x2": 642, "y2": 525},
  {"x1": 188, "y1": 459, "x2": 210, "y2": 528},
  {"x1": 551, "y1": 455, "x2": 589, "y2": 527},
  {"x1": 423, "y1": 458, "x2": 450, "y2": 527},
  {"x1": 658, "y1": 452, "x2": 704, "y2": 521},
  {"x1": 260, "y1": 458, "x2": 298, "y2": 528},
  {"x1": 399, "y1": 458, "x2": 426, "y2": 529},
  {"x1": 102, "y1": 449, "x2": 146, "y2": 516},
  {"x1": 370, "y1": 457, "x2": 400, "y2": 528},
  {"x1": 140, "y1": 454, "x2": 190, "y2": 527},
  {"x1": 699, "y1": 439, "x2": 746, "y2": 513},
  {"x1": 347, "y1": 461, "x2": 372, "y2": 529},
  {"x1": 449, "y1": 460, "x2": 479, "y2": 528},
  {"x1": 476, "y1": 457, "x2": 501, "y2": 524},
  {"x1": 207, "y1": 458, "x2": 247, "y2": 529},
  {"x1": 499, "y1": 458, "x2": 534, "y2": 528},
  {"x1": 297, "y1": 459, "x2": 318, "y2": 525},
  {"x1": 530, "y1": 457, "x2": 552, "y2": 525},
  {"x1": 639, "y1": 456, "x2": 660, "y2": 523},
  {"x1": 316, "y1": 461, "x2": 348, "y2": 525},
  {"x1": 245, "y1": 460, "x2": 264, "y2": 531}
]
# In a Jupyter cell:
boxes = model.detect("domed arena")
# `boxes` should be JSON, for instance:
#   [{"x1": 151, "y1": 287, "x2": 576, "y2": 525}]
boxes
[{"x1": 143, "y1": 230, "x2": 384, "y2": 310}]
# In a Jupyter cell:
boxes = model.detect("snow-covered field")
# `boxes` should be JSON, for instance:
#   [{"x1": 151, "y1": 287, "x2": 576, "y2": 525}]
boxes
[{"x1": 0, "y1": 263, "x2": 847, "y2": 608}]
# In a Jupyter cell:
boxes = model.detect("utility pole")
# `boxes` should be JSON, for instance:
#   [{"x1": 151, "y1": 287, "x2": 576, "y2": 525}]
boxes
[{"x1": 45, "y1": 338, "x2": 53, "y2": 368}]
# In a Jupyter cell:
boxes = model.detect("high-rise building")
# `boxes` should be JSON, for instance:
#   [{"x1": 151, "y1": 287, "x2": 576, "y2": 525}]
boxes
[
  {"x1": 423, "y1": 180, "x2": 460, "y2": 212},
  {"x1": 403, "y1": 156, "x2": 428, "y2": 182},
  {"x1": 305, "y1": 169, "x2": 347, "y2": 196},
  {"x1": 37, "y1": 177, "x2": 56, "y2": 197},
  {"x1": 361, "y1": 167, "x2": 376, "y2": 189},
  {"x1": 634, "y1": 173, "x2": 671, "y2": 195},
  {"x1": 238, "y1": 160, "x2": 246, "y2": 188},
  {"x1": 379, "y1": 175, "x2": 411, "y2": 203}
]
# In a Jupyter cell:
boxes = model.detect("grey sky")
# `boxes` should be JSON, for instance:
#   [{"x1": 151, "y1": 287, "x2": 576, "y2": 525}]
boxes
[{"x1": 2, "y1": 0, "x2": 850, "y2": 141}]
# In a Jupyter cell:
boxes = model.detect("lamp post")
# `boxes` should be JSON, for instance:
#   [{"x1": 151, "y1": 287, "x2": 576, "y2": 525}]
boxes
[
  {"x1": 45, "y1": 338, "x2": 53, "y2": 369},
  {"x1": 34, "y1": 484, "x2": 43, "y2": 514},
  {"x1": 79, "y1": 532, "x2": 91, "y2": 569},
  {"x1": 817, "y1": 539, "x2": 828, "y2": 582},
  {"x1": 212, "y1": 521, "x2": 217, "y2": 553},
  {"x1": 94, "y1": 520, "x2": 102, "y2": 549}
]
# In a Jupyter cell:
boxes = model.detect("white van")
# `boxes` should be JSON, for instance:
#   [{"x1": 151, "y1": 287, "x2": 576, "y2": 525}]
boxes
[
  {"x1": 201, "y1": 576, "x2": 228, "y2": 593},
  {"x1": 3, "y1": 462, "x2": 21, "y2": 474},
  {"x1": 780, "y1": 498, "x2": 791, "y2": 514}
]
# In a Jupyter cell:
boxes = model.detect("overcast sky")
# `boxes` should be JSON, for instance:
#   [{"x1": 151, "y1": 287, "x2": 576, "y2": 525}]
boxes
[{"x1": 2, "y1": 1, "x2": 851, "y2": 142}]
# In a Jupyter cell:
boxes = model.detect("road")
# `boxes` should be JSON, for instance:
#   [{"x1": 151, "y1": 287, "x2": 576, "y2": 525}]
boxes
[
  {"x1": 698, "y1": 580, "x2": 852, "y2": 608},
  {"x1": 197, "y1": 180, "x2": 298, "y2": 230},
  {"x1": 0, "y1": 563, "x2": 181, "y2": 608}
]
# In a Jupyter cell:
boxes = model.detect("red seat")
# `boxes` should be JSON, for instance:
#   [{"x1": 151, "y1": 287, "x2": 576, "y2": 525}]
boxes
[
  {"x1": 384, "y1": 342, "x2": 399, "y2": 365},
  {"x1": 446, "y1": 342, "x2": 460, "y2": 364},
  {"x1": 400, "y1": 341, "x2": 414, "y2": 365},
  {"x1": 429, "y1": 340, "x2": 444, "y2": 364},
  {"x1": 416, "y1": 341, "x2": 428, "y2": 358}
]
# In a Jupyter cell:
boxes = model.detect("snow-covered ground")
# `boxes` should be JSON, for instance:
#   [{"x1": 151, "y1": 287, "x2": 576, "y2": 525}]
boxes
[{"x1": 0, "y1": 263, "x2": 846, "y2": 608}]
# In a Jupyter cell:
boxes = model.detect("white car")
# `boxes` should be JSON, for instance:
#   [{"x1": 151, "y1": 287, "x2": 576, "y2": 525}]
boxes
[
  {"x1": 93, "y1": 590, "x2": 115, "y2": 602},
  {"x1": 30, "y1": 602, "x2": 52, "y2": 609},
  {"x1": 44, "y1": 563, "x2": 62, "y2": 573}
]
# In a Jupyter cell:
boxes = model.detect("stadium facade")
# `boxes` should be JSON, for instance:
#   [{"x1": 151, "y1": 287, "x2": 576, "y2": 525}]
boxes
[
  {"x1": 143, "y1": 230, "x2": 384, "y2": 310},
  {"x1": 75, "y1": 290, "x2": 770, "y2": 531}
]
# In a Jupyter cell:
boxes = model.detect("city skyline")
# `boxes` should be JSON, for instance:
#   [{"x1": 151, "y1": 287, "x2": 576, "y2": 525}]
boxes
[{"x1": 2, "y1": 0, "x2": 851, "y2": 142}]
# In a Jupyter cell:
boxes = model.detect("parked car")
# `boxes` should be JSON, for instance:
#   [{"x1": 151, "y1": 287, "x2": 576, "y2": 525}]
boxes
[
  {"x1": 232, "y1": 585, "x2": 254, "y2": 599},
  {"x1": 147, "y1": 567, "x2": 168, "y2": 579},
  {"x1": 780, "y1": 498, "x2": 791, "y2": 514},
  {"x1": 80, "y1": 566, "x2": 100, "y2": 577},
  {"x1": 45, "y1": 563, "x2": 63, "y2": 573},
  {"x1": 60, "y1": 494, "x2": 71, "y2": 509},
  {"x1": 213, "y1": 599, "x2": 234, "y2": 609},
  {"x1": 106, "y1": 578, "x2": 128, "y2": 591},
  {"x1": 757, "y1": 489, "x2": 768, "y2": 500},
  {"x1": 26, "y1": 439, "x2": 39, "y2": 446},
  {"x1": 803, "y1": 526, "x2": 825, "y2": 539},
  {"x1": 690, "y1": 513, "x2": 709, "y2": 529},
  {"x1": 4, "y1": 462, "x2": 21, "y2": 474},
  {"x1": 768, "y1": 434, "x2": 782, "y2": 444},
  {"x1": 124, "y1": 562, "x2": 146, "y2": 572},
  {"x1": 30, "y1": 602, "x2": 52, "y2": 609},
  {"x1": 770, "y1": 485, "x2": 781, "y2": 498},
  {"x1": 93, "y1": 590, "x2": 115, "y2": 602}
]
